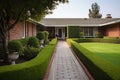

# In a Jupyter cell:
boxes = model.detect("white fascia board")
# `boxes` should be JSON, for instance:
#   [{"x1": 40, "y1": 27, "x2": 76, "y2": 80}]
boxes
[{"x1": 100, "y1": 20, "x2": 120, "y2": 26}]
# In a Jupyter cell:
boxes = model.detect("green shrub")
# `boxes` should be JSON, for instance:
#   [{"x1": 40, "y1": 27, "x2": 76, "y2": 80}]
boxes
[
  {"x1": 67, "y1": 39, "x2": 113, "y2": 80},
  {"x1": 27, "y1": 37, "x2": 39, "y2": 48},
  {"x1": 0, "y1": 39, "x2": 57, "y2": 80},
  {"x1": 43, "y1": 31, "x2": 49, "y2": 44},
  {"x1": 36, "y1": 32, "x2": 45, "y2": 40},
  {"x1": 19, "y1": 38, "x2": 29, "y2": 46},
  {"x1": 74, "y1": 38, "x2": 120, "y2": 43},
  {"x1": 67, "y1": 26, "x2": 80, "y2": 38},
  {"x1": 8, "y1": 41, "x2": 23, "y2": 54},
  {"x1": 23, "y1": 47, "x2": 40, "y2": 60},
  {"x1": 80, "y1": 32, "x2": 84, "y2": 38},
  {"x1": 12, "y1": 38, "x2": 29, "y2": 47}
]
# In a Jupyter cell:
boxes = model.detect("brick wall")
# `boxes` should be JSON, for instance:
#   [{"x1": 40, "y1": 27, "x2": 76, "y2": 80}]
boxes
[
  {"x1": 26, "y1": 21, "x2": 36, "y2": 37},
  {"x1": 9, "y1": 22, "x2": 24, "y2": 40},
  {"x1": 106, "y1": 23, "x2": 120, "y2": 37},
  {"x1": 9, "y1": 21, "x2": 36, "y2": 40}
]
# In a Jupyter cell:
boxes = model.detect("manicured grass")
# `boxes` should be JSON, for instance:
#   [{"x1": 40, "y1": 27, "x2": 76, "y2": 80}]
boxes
[{"x1": 80, "y1": 43, "x2": 120, "y2": 80}]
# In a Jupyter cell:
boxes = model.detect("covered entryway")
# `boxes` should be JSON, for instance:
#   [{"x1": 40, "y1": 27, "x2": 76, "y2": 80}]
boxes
[{"x1": 55, "y1": 27, "x2": 66, "y2": 39}]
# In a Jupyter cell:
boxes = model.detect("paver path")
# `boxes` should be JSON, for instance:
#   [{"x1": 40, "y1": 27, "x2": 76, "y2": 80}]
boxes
[{"x1": 48, "y1": 41, "x2": 90, "y2": 80}]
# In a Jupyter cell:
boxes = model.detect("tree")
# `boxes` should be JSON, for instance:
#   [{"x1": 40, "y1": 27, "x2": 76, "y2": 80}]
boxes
[
  {"x1": 89, "y1": 2, "x2": 102, "y2": 18},
  {"x1": 0, "y1": 0, "x2": 68, "y2": 63}
]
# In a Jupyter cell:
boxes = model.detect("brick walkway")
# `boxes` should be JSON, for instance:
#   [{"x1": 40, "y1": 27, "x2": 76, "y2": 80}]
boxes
[{"x1": 47, "y1": 41, "x2": 92, "y2": 80}]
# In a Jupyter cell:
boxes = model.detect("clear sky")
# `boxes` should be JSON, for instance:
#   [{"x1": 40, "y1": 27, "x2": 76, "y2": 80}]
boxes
[{"x1": 45, "y1": 0, "x2": 120, "y2": 18}]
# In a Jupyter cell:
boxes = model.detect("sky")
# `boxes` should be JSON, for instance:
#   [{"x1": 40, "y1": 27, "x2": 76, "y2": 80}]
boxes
[{"x1": 45, "y1": 0, "x2": 120, "y2": 18}]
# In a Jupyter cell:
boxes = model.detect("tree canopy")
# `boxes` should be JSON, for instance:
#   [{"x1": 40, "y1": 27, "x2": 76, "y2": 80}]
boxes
[
  {"x1": 0, "y1": 0, "x2": 68, "y2": 63},
  {"x1": 88, "y1": 2, "x2": 102, "y2": 18}
]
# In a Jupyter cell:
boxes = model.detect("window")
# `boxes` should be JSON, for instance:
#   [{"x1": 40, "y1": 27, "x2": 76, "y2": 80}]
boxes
[
  {"x1": 89, "y1": 28, "x2": 93, "y2": 36},
  {"x1": 80, "y1": 27, "x2": 96, "y2": 37}
]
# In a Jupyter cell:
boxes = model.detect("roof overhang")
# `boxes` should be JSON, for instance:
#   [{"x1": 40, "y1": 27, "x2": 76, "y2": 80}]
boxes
[
  {"x1": 39, "y1": 18, "x2": 120, "y2": 27},
  {"x1": 99, "y1": 19, "x2": 120, "y2": 26}
]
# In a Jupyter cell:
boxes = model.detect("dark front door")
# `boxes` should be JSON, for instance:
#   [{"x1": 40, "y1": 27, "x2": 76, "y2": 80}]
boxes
[{"x1": 58, "y1": 29, "x2": 62, "y2": 37}]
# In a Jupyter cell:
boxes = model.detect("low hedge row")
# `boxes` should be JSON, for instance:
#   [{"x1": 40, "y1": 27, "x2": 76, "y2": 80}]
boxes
[
  {"x1": 0, "y1": 39, "x2": 57, "y2": 80},
  {"x1": 67, "y1": 39, "x2": 113, "y2": 80},
  {"x1": 72, "y1": 38, "x2": 120, "y2": 43}
]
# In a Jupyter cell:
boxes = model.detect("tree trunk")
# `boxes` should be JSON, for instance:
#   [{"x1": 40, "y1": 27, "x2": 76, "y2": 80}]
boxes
[{"x1": 2, "y1": 31, "x2": 10, "y2": 64}]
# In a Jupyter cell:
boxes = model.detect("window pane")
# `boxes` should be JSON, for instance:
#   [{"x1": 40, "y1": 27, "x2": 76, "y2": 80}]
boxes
[
  {"x1": 84, "y1": 28, "x2": 88, "y2": 36},
  {"x1": 89, "y1": 28, "x2": 93, "y2": 36}
]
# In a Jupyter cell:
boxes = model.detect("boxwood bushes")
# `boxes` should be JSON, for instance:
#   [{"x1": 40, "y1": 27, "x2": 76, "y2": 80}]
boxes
[
  {"x1": 73, "y1": 38, "x2": 120, "y2": 43},
  {"x1": 0, "y1": 39, "x2": 57, "y2": 80},
  {"x1": 67, "y1": 39, "x2": 113, "y2": 80}
]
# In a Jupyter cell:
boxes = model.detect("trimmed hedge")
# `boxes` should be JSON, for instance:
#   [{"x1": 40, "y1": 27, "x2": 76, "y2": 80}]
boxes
[
  {"x1": 73, "y1": 38, "x2": 120, "y2": 43},
  {"x1": 8, "y1": 40, "x2": 23, "y2": 53},
  {"x1": 67, "y1": 26, "x2": 80, "y2": 38},
  {"x1": 27, "y1": 37, "x2": 39, "y2": 48},
  {"x1": 0, "y1": 39, "x2": 57, "y2": 80},
  {"x1": 16, "y1": 38, "x2": 29, "y2": 46},
  {"x1": 43, "y1": 31, "x2": 49, "y2": 44},
  {"x1": 67, "y1": 39, "x2": 113, "y2": 80}
]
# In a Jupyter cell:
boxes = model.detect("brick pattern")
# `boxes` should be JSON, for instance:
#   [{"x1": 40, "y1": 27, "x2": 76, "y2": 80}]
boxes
[
  {"x1": 106, "y1": 23, "x2": 120, "y2": 37},
  {"x1": 48, "y1": 41, "x2": 89, "y2": 80},
  {"x1": 9, "y1": 21, "x2": 36, "y2": 40},
  {"x1": 9, "y1": 22, "x2": 23, "y2": 40}
]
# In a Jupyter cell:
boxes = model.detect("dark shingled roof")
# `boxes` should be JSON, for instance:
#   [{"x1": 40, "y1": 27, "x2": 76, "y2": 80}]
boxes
[{"x1": 39, "y1": 18, "x2": 120, "y2": 27}]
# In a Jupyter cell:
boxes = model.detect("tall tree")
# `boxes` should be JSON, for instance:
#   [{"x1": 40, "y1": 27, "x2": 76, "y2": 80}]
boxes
[
  {"x1": 89, "y1": 2, "x2": 102, "y2": 18},
  {"x1": 0, "y1": 0, "x2": 68, "y2": 63}
]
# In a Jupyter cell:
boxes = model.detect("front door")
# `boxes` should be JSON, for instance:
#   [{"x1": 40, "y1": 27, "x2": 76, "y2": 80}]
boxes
[
  {"x1": 55, "y1": 27, "x2": 66, "y2": 39},
  {"x1": 58, "y1": 29, "x2": 62, "y2": 38}
]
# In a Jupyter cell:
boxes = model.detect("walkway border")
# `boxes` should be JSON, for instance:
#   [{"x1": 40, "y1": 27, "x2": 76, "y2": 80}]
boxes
[
  {"x1": 43, "y1": 42, "x2": 58, "y2": 80},
  {"x1": 69, "y1": 44, "x2": 95, "y2": 80}
]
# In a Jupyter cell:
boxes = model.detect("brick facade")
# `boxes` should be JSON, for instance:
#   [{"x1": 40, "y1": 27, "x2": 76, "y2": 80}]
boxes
[
  {"x1": 9, "y1": 22, "x2": 24, "y2": 40},
  {"x1": 9, "y1": 21, "x2": 36, "y2": 40},
  {"x1": 105, "y1": 23, "x2": 120, "y2": 37},
  {"x1": 25, "y1": 21, "x2": 36, "y2": 37}
]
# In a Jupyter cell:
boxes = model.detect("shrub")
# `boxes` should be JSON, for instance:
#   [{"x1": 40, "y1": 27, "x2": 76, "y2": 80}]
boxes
[
  {"x1": 67, "y1": 26, "x2": 80, "y2": 38},
  {"x1": 8, "y1": 41, "x2": 23, "y2": 54},
  {"x1": 80, "y1": 32, "x2": 84, "y2": 38},
  {"x1": 67, "y1": 39, "x2": 113, "y2": 80},
  {"x1": 27, "y1": 37, "x2": 39, "y2": 48},
  {"x1": 43, "y1": 31, "x2": 49, "y2": 44},
  {"x1": 19, "y1": 38, "x2": 29, "y2": 46},
  {"x1": 36, "y1": 32, "x2": 45, "y2": 40},
  {"x1": 23, "y1": 47, "x2": 40, "y2": 60},
  {"x1": 12, "y1": 38, "x2": 29, "y2": 47},
  {"x1": 0, "y1": 39, "x2": 57, "y2": 80}
]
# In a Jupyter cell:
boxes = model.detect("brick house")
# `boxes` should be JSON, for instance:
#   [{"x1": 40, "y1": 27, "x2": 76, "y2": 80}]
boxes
[
  {"x1": 38, "y1": 18, "x2": 120, "y2": 39},
  {"x1": 9, "y1": 19, "x2": 37, "y2": 40}
]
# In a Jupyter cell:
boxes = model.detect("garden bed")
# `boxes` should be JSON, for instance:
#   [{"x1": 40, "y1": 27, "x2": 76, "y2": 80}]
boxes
[{"x1": 0, "y1": 39, "x2": 57, "y2": 80}]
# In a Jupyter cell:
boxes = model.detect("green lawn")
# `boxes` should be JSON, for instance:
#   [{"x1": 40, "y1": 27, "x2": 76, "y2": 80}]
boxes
[{"x1": 80, "y1": 43, "x2": 120, "y2": 80}]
